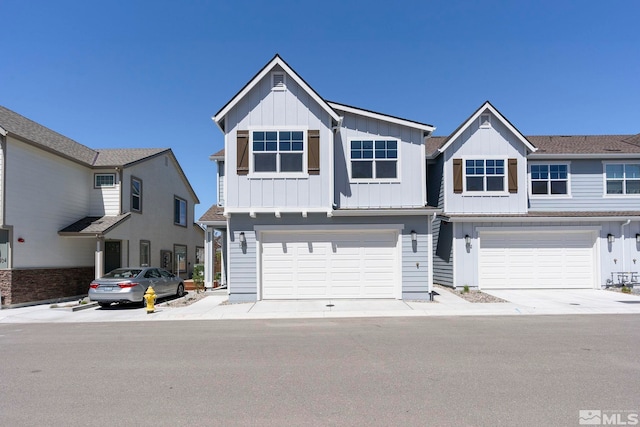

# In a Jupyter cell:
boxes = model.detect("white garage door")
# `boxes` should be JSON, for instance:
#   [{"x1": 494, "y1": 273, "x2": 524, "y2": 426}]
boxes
[
  {"x1": 479, "y1": 230, "x2": 596, "y2": 289},
  {"x1": 261, "y1": 231, "x2": 399, "y2": 299}
]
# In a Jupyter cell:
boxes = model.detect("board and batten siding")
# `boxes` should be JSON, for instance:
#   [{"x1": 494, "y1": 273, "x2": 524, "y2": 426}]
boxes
[
  {"x1": 528, "y1": 159, "x2": 640, "y2": 211},
  {"x1": 224, "y1": 65, "x2": 333, "y2": 210},
  {"x1": 335, "y1": 112, "x2": 426, "y2": 209},
  {"x1": 5, "y1": 137, "x2": 95, "y2": 268},
  {"x1": 443, "y1": 112, "x2": 528, "y2": 214},
  {"x1": 227, "y1": 214, "x2": 431, "y2": 302}
]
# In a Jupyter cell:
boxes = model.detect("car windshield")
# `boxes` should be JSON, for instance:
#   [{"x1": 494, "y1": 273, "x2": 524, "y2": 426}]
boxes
[{"x1": 103, "y1": 269, "x2": 142, "y2": 279}]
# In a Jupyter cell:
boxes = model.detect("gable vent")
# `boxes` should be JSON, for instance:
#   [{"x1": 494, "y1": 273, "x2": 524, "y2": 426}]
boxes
[{"x1": 272, "y1": 72, "x2": 286, "y2": 90}]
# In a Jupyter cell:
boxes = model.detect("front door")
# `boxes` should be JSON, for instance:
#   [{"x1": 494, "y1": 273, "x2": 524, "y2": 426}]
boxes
[{"x1": 105, "y1": 241, "x2": 121, "y2": 274}]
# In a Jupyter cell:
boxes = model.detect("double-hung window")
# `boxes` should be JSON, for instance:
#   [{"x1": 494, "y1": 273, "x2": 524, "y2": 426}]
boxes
[
  {"x1": 465, "y1": 159, "x2": 505, "y2": 192},
  {"x1": 174, "y1": 196, "x2": 187, "y2": 226},
  {"x1": 530, "y1": 164, "x2": 569, "y2": 195},
  {"x1": 605, "y1": 163, "x2": 640, "y2": 195},
  {"x1": 253, "y1": 131, "x2": 304, "y2": 173},
  {"x1": 350, "y1": 139, "x2": 398, "y2": 180},
  {"x1": 131, "y1": 177, "x2": 142, "y2": 212}
]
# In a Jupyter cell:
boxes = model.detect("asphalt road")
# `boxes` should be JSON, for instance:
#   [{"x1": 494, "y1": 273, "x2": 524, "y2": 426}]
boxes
[{"x1": 1, "y1": 315, "x2": 638, "y2": 426}]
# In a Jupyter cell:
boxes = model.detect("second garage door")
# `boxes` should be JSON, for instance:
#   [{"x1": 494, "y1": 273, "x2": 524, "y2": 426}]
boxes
[
  {"x1": 479, "y1": 230, "x2": 597, "y2": 289},
  {"x1": 261, "y1": 231, "x2": 399, "y2": 299}
]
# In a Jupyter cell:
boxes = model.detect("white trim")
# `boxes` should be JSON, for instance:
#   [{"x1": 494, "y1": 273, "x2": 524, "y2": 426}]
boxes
[
  {"x1": 602, "y1": 161, "x2": 640, "y2": 198},
  {"x1": 348, "y1": 137, "x2": 401, "y2": 183},
  {"x1": 531, "y1": 153, "x2": 640, "y2": 159},
  {"x1": 479, "y1": 113, "x2": 491, "y2": 128},
  {"x1": 247, "y1": 128, "x2": 309, "y2": 177},
  {"x1": 256, "y1": 225, "x2": 404, "y2": 300},
  {"x1": 0, "y1": 126, "x2": 7, "y2": 137},
  {"x1": 461, "y1": 156, "x2": 508, "y2": 195},
  {"x1": 527, "y1": 161, "x2": 572, "y2": 199},
  {"x1": 271, "y1": 71, "x2": 286, "y2": 91},
  {"x1": 255, "y1": 224, "x2": 404, "y2": 232},
  {"x1": 476, "y1": 227, "x2": 601, "y2": 290},
  {"x1": 446, "y1": 216, "x2": 640, "y2": 223},
  {"x1": 225, "y1": 207, "x2": 332, "y2": 215},
  {"x1": 328, "y1": 102, "x2": 435, "y2": 133},
  {"x1": 332, "y1": 208, "x2": 440, "y2": 217},
  {"x1": 437, "y1": 102, "x2": 537, "y2": 154},
  {"x1": 213, "y1": 55, "x2": 340, "y2": 124},
  {"x1": 421, "y1": 141, "x2": 427, "y2": 205}
]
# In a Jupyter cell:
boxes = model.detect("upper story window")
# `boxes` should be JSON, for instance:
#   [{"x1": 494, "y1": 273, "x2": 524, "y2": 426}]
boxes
[
  {"x1": 530, "y1": 164, "x2": 569, "y2": 196},
  {"x1": 94, "y1": 173, "x2": 115, "y2": 188},
  {"x1": 465, "y1": 159, "x2": 505, "y2": 192},
  {"x1": 131, "y1": 177, "x2": 142, "y2": 212},
  {"x1": 253, "y1": 131, "x2": 304, "y2": 173},
  {"x1": 174, "y1": 196, "x2": 187, "y2": 226},
  {"x1": 605, "y1": 163, "x2": 640, "y2": 195},
  {"x1": 350, "y1": 139, "x2": 398, "y2": 180}
]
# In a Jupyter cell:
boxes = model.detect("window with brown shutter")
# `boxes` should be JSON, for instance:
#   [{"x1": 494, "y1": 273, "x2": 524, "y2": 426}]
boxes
[
  {"x1": 236, "y1": 130, "x2": 249, "y2": 175},
  {"x1": 453, "y1": 159, "x2": 463, "y2": 193},
  {"x1": 508, "y1": 158, "x2": 518, "y2": 193},
  {"x1": 308, "y1": 130, "x2": 320, "y2": 175}
]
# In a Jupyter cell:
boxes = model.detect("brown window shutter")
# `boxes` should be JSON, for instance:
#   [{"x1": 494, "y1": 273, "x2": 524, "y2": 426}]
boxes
[
  {"x1": 236, "y1": 130, "x2": 249, "y2": 175},
  {"x1": 453, "y1": 159, "x2": 463, "y2": 193},
  {"x1": 508, "y1": 158, "x2": 518, "y2": 193},
  {"x1": 308, "y1": 130, "x2": 320, "y2": 175}
]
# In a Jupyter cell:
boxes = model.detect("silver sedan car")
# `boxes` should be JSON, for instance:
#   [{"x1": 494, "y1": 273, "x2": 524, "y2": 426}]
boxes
[{"x1": 88, "y1": 267, "x2": 185, "y2": 308}]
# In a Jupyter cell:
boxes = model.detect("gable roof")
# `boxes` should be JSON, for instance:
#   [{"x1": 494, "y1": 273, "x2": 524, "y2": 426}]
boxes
[
  {"x1": 93, "y1": 148, "x2": 170, "y2": 167},
  {"x1": 328, "y1": 101, "x2": 435, "y2": 133},
  {"x1": 527, "y1": 135, "x2": 640, "y2": 157},
  {"x1": 433, "y1": 101, "x2": 537, "y2": 156},
  {"x1": 0, "y1": 105, "x2": 98, "y2": 165},
  {"x1": 213, "y1": 54, "x2": 341, "y2": 127}
]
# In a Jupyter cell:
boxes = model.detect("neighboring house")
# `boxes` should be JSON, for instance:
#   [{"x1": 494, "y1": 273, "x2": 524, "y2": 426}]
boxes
[
  {"x1": 428, "y1": 101, "x2": 640, "y2": 290},
  {"x1": 0, "y1": 106, "x2": 203, "y2": 306},
  {"x1": 199, "y1": 55, "x2": 439, "y2": 302}
]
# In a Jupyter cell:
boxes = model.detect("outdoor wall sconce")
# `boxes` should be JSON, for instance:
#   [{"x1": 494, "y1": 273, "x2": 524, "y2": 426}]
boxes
[
  {"x1": 239, "y1": 232, "x2": 246, "y2": 247},
  {"x1": 607, "y1": 234, "x2": 615, "y2": 244},
  {"x1": 410, "y1": 230, "x2": 417, "y2": 242},
  {"x1": 465, "y1": 235, "x2": 471, "y2": 246},
  {"x1": 636, "y1": 233, "x2": 640, "y2": 243}
]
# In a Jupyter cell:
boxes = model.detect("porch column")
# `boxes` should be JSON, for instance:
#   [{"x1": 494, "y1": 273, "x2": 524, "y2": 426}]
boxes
[
  {"x1": 95, "y1": 237, "x2": 104, "y2": 279},
  {"x1": 204, "y1": 227, "x2": 214, "y2": 289}
]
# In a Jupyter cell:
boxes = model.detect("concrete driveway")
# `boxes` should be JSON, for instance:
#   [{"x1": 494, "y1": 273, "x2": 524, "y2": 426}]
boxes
[{"x1": 483, "y1": 288, "x2": 640, "y2": 313}]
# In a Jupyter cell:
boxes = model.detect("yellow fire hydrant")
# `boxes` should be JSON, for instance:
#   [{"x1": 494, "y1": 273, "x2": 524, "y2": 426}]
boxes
[{"x1": 144, "y1": 286, "x2": 156, "y2": 314}]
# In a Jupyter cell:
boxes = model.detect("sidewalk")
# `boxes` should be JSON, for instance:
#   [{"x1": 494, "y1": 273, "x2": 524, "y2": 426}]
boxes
[{"x1": 1, "y1": 288, "x2": 640, "y2": 324}]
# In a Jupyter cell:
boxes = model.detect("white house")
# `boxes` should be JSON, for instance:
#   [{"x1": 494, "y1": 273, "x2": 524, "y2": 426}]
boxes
[{"x1": 0, "y1": 105, "x2": 203, "y2": 306}]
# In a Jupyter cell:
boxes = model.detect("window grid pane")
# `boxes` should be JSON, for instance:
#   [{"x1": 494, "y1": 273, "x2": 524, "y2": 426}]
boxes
[
  {"x1": 350, "y1": 140, "x2": 398, "y2": 179},
  {"x1": 252, "y1": 131, "x2": 305, "y2": 172}
]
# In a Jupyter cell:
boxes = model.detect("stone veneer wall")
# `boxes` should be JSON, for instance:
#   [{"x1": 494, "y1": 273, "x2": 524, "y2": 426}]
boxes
[{"x1": 0, "y1": 267, "x2": 94, "y2": 306}]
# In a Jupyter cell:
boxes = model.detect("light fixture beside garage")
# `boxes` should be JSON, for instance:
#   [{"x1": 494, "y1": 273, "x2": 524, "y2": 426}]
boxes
[
  {"x1": 465, "y1": 234, "x2": 471, "y2": 246},
  {"x1": 411, "y1": 230, "x2": 417, "y2": 242},
  {"x1": 636, "y1": 233, "x2": 640, "y2": 243},
  {"x1": 239, "y1": 232, "x2": 246, "y2": 247},
  {"x1": 607, "y1": 234, "x2": 615, "y2": 244}
]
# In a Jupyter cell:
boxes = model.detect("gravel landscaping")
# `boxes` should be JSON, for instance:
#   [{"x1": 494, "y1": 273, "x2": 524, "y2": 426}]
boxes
[{"x1": 434, "y1": 284, "x2": 508, "y2": 303}]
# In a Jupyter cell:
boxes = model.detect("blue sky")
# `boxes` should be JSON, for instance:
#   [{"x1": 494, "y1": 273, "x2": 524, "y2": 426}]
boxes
[{"x1": 2, "y1": 0, "x2": 639, "y2": 219}]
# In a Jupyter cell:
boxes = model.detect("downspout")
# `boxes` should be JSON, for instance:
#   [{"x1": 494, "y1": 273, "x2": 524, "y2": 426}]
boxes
[
  {"x1": 621, "y1": 219, "x2": 631, "y2": 272},
  {"x1": 428, "y1": 212, "x2": 437, "y2": 300}
]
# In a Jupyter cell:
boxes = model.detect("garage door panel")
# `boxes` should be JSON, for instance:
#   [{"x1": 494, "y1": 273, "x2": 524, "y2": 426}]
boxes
[
  {"x1": 480, "y1": 231, "x2": 595, "y2": 289},
  {"x1": 262, "y1": 231, "x2": 398, "y2": 299}
]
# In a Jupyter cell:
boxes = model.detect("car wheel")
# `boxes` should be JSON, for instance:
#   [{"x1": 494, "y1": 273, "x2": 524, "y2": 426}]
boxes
[
  {"x1": 98, "y1": 302, "x2": 111, "y2": 308},
  {"x1": 176, "y1": 283, "x2": 185, "y2": 298}
]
